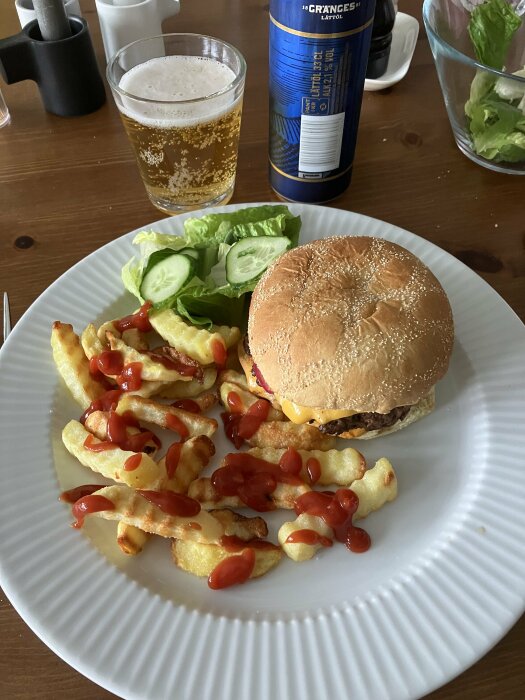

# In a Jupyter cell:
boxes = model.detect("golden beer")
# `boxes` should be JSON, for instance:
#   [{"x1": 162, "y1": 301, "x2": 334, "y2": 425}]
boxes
[
  {"x1": 119, "y1": 100, "x2": 243, "y2": 211},
  {"x1": 108, "y1": 41, "x2": 246, "y2": 214}
]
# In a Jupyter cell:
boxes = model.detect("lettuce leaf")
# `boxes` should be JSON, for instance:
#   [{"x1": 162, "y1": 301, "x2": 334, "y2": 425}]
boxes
[
  {"x1": 183, "y1": 205, "x2": 300, "y2": 246},
  {"x1": 121, "y1": 205, "x2": 301, "y2": 328},
  {"x1": 465, "y1": 0, "x2": 524, "y2": 163},
  {"x1": 468, "y1": 0, "x2": 521, "y2": 69}
]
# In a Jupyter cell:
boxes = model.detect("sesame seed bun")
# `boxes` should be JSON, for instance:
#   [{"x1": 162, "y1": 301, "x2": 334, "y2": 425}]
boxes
[{"x1": 247, "y1": 236, "x2": 454, "y2": 415}]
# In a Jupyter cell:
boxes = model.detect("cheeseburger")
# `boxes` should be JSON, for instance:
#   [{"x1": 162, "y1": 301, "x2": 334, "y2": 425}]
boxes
[{"x1": 239, "y1": 236, "x2": 454, "y2": 439}]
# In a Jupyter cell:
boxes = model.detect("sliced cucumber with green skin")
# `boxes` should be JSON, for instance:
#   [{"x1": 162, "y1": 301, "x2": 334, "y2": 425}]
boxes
[
  {"x1": 225, "y1": 236, "x2": 291, "y2": 286},
  {"x1": 179, "y1": 247, "x2": 200, "y2": 260},
  {"x1": 140, "y1": 252, "x2": 194, "y2": 305}
]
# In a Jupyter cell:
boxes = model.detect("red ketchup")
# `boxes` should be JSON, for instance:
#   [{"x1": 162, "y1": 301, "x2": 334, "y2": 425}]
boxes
[
  {"x1": 166, "y1": 413, "x2": 190, "y2": 440},
  {"x1": 114, "y1": 300, "x2": 153, "y2": 333},
  {"x1": 165, "y1": 442, "x2": 183, "y2": 479},
  {"x1": 306, "y1": 457, "x2": 322, "y2": 485},
  {"x1": 124, "y1": 453, "x2": 142, "y2": 471},
  {"x1": 221, "y1": 394, "x2": 271, "y2": 448},
  {"x1": 107, "y1": 410, "x2": 157, "y2": 453},
  {"x1": 80, "y1": 389, "x2": 123, "y2": 424},
  {"x1": 59, "y1": 484, "x2": 103, "y2": 503},
  {"x1": 95, "y1": 350, "x2": 124, "y2": 376},
  {"x1": 284, "y1": 529, "x2": 333, "y2": 547},
  {"x1": 294, "y1": 489, "x2": 371, "y2": 553},
  {"x1": 219, "y1": 535, "x2": 280, "y2": 552},
  {"x1": 72, "y1": 495, "x2": 114, "y2": 528},
  {"x1": 279, "y1": 447, "x2": 302, "y2": 476},
  {"x1": 211, "y1": 339, "x2": 227, "y2": 368},
  {"x1": 83, "y1": 434, "x2": 118, "y2": 452},
  {"x1": 208, "y1": 548, "x2": 256, "y2": 590},
  {"x1": 171, "y1": 399, "x2": 201, "y2": 414},
  {"x1": 137, "y1": 490, "x2": 201, "y2": 517},
  {"x1": 88, "y1": 357, "x2": 113, "y2": 389},
  {"x1": 117, "y1": 362, "x2": 143, "y2": 392},
  {"x1": 212, "y1": 452, "x2": 303, "y2": 512},
  {"x1": 146, "y1": 350, "x2": 199, "y2": 377}
]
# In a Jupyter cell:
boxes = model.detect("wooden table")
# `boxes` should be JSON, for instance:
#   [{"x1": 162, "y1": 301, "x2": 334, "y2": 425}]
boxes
[{"x1": 0, "y1": 1, "x2": 523, "y2": 698}]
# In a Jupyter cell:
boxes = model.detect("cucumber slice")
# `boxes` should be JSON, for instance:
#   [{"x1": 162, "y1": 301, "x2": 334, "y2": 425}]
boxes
[
  {"x1": 179, "y1": 247, "x2": 200, "y2": 260},
  {"x1": 225, "y1": 236, "x2": 291, "y2": 286},
  {"x1": 140, "y1": 252, "x2": 194, "y2": 305}
]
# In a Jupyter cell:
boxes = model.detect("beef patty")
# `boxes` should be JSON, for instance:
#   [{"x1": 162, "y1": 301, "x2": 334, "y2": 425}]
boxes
[{"x1": 317, "y1": 405, "x2": 411, "y2": 435}]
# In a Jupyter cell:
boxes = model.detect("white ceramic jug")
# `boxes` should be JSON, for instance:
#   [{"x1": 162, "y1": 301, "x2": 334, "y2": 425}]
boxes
[{"x1": 95, "y1": 0, "x2": 181, "y2": 62}]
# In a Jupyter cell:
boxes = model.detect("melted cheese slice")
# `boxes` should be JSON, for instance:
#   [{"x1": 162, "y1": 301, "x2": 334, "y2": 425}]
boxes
[
  {"x1": 244, "y1": 367, "x2": 355, "y2": 425},
  {"x1": 278, "y1": 397, "x2": 356, "y2": 425}
]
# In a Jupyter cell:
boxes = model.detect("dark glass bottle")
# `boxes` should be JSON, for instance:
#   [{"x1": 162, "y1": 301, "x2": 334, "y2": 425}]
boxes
[{"x1": 366, "y1": 0, "x2": 396, "y2": 79}]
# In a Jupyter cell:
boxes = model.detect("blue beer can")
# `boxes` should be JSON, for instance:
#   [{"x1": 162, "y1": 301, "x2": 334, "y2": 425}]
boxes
[{"x1": 269, "y1": 1, "x2": 375, "y2": 202}]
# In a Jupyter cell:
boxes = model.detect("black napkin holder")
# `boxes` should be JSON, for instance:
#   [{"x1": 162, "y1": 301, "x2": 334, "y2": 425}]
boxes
[{"x1": 0, "y1": 16, "x2": 105, "y2": 117}]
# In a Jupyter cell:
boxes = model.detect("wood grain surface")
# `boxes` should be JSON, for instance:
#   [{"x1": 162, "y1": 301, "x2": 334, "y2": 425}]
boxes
[{"x1": 0, "y1": 0, "x2": 524, "y2": 698}]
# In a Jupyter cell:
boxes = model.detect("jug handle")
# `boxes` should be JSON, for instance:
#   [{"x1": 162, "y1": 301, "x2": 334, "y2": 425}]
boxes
[{"x1": 0, "y1": 31, "x2": 35, "y2": 85}]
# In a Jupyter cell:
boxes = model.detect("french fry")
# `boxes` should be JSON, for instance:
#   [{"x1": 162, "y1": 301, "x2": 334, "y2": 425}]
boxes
[
  {"x1": 97, "y1": 320, "x2": 119, "y2": 344},
  {"x1": 185, "y1": 391, "x2": 218, "y2": 413},
  {"x1": 187, "y1": 477, "x2": 310, "y2": 510},
  {"x1": 278, "y1": 458, "x2": 398, "y2": 561},
  {"x1": 171, "y1": 538, "x2": 282, "y2": 580},
  {"x1": 122, "y1": 328, "x2": 149, "y2": 351},
  {"x1": 76, "y1": 484, "x2": 224, "y2": 542},
  {"x1": 62, "y1": 420, "x2": 163, "y2": 489},
  {"x1": 80, "y1": 323, "x2": 106, "y2": 359},
  {"x1": 247, "y1": 447, "x2": 366, "y2": 486},
  {"x1": 278, "y1": 514, "x2": 333, "y2": 562},
  {"x1": 106, "y1": 332, "x2": 192, "y2": 383},
  {"x1": 219, "y1": 369, "x2": 251, "y2": 390},
  {"x1": 84, "y1": 410, "x2": 159, "y2": 457},
  {"x1": 117, "y1": 522, "x2": 150, "y2": 555},
  {"x1": 246, "y1": 421, "x2": 336, "y2": 451},
  {"x1": 116, "y1": 394, "x2": 218, "y2": 438},
  {"x1": 149, "y1": 309, "x2": 238, "y2": 365},
  {"x1": 159, "y1": 436, "x2": 216, "y2": 493},
  {"x1": 352, "y1": 458, "x2": 398, "y2": 519},
  {"x1": 209, "y1": 508, "x2": 268, "y2": 539},
  {"x1": 219, "y1": 381, "x2": 285, "y2": 421},
  {"x1": 51, "y1": 322, "x2": 106, "y2": 409},
  {"x1": 155, "y1": 367, "x2": 217, "y2": 399}
]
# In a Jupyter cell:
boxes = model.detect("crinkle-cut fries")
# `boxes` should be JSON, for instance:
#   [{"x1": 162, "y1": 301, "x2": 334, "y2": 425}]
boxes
[{"x1": 52, "y1": 304, "x2": 399, "y2": 590}]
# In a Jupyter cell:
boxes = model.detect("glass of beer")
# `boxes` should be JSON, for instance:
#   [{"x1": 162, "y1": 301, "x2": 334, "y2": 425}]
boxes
[{"x1": 107, "y1": 34, "x2": 246, "y2": 214}]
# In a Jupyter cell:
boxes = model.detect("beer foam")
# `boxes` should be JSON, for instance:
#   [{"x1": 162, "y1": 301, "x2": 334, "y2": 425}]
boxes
[{"x1": 118, "y1": 55, "x2": 239, "y2": 127}]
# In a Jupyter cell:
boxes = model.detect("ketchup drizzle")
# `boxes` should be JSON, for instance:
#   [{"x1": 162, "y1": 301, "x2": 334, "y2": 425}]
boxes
[
  {"x1": 208, "y1": 548, "x2": 255, "y2": 590},
  {"x1": 116, "y1": 362, "x2": 143, "y2": 392},
  {"x1": 294, "y1": 489, "x2": 371, "y2": 554},
  {"x1": 60, "y1": 484, "x2": 103, "y2": 503},
  {"x1": 171, "y1": 399, "x2": 201, "y2": 414},
  {"x1": 114, "y1": 300, "x2": 153, "y2": 333},
  {"x1": 72, "y1": 495, "x2": 115, "y2": 528},
  {"x1": 221, "y1": 397, "x2": 271, "y2": 448},
  {"x1": 211, "y1": 339, "x2": 227, "y2": 368},
  {"x1": 212, "y1": 452, "x2": 303, "y2": 512},
  {"x1": 285, "y1": 529, "x2": 333, "y2": 547},
  {"x1": 137, "y1": 490, "x2": 201, "y2": 517}
]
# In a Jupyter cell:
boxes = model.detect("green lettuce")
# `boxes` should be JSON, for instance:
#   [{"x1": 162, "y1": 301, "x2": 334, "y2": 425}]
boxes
[
  {"x1": 183, "y1": 205, "x2": 300, "y2": 246},
  {"x1": 121, "y1": 205, "x2": 301, "y2": 329},
  {"x1": 465, "y1": 0, "x2": 524, "y2": 163},
  {"x1": 468, "y1": 0, "x2": 521, "y2": 68}
]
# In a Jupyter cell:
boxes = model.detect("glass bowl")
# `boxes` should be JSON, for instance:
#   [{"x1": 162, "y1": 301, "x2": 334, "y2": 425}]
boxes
[{"x1": 423, "y1": 0, "x2": 525, "y2": 173}]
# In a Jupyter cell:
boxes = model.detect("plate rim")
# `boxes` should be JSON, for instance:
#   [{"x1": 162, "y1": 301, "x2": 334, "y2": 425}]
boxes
[{"x1": 1, "y1": 202, "x2": 524, "y2": 700}]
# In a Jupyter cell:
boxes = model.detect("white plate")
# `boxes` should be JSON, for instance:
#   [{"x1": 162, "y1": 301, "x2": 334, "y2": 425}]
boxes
[
  {"x1": 1, "y1": 203, "x2": 525, "y2": 700},
  {"x1": 364, "y1": 13, "x2": 420, "y2": 91}
]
